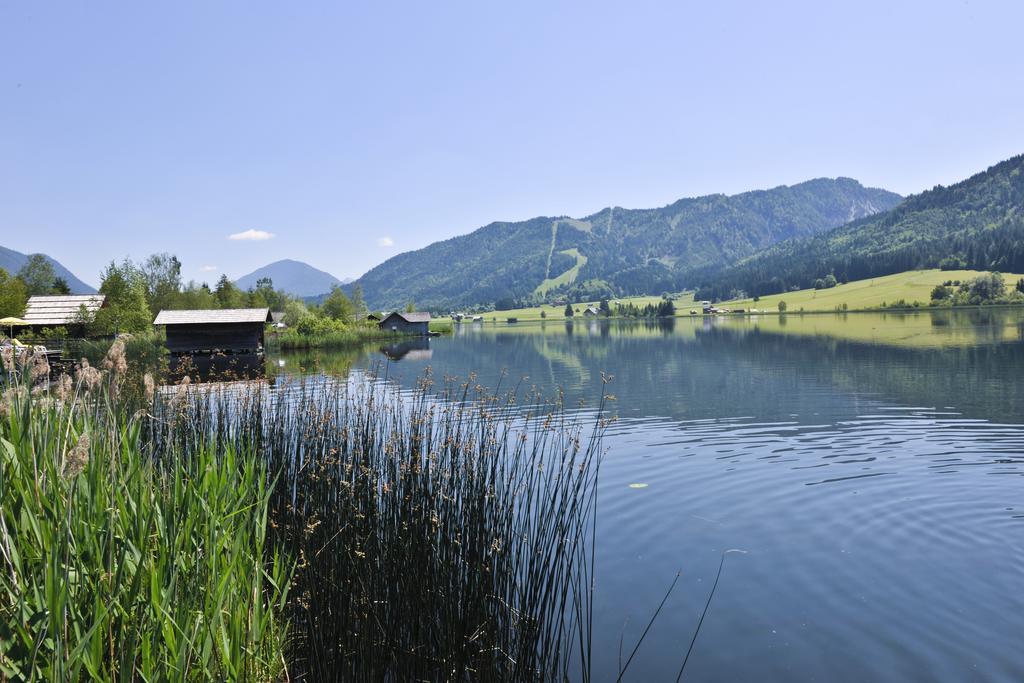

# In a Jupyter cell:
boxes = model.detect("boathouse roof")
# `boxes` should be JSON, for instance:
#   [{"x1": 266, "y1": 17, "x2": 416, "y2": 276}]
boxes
[
  {"x1": 383, "y1": 311, "x2": 431, "y2": 323},
  {"x1": 23, "y1": 295, "x2": 107, "y2": 326},
  {"x1": 153, "y1": 308, "x2": 273, "y2": 325}
]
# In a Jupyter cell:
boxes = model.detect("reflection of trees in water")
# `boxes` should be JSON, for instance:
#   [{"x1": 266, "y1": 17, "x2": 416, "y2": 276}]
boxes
[
  {"x1": 268, "y1": 315, "x2": 1024, "y2": 425},
  {"x1": 388, "y1": 322, "x2": 1024, "y2": 425}
]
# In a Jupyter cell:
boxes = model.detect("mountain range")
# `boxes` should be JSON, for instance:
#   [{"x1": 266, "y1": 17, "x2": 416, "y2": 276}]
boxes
[
  {"x1": 0, "y1": 246, "x2": 96, "y2": 294},
  {"x1": 694, "y1": 154, "x2": 1024, "y2": 301},
  {"x1": 349, "y1": 178, "x2": 902, "y2": 310},
  {"x1": 6, "y1": 152, "x2": 1021, "y2": 310},
  {"x1": 235, "y1": 259, "x2": 347, "y2": 298}
]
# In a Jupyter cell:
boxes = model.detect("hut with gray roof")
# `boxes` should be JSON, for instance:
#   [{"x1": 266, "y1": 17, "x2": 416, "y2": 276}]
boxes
[
  {"x1": 377, "y1": 311, "x2": 431, "y2": 335},
  {"x1": 153, "y1": 308, "x2": 272, "y2": 354},
  {"x1": 22, "y1": 295, "x2": 107, "y2": 335}
]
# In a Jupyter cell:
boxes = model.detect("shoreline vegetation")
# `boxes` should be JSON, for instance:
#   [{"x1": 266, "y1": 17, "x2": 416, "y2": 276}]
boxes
[
  {"x1": 0, "y1": 344, "x2": 607, "y2": 680},
  {"x1": 269, "y1": 320, "x2": 453, "y2": 351}
]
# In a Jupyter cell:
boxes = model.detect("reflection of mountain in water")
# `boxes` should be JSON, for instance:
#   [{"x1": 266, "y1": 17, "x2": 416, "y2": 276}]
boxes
[
  {"x1": 379, "y1": 338, "x2": 433, "y2": 361},
  {"x1": 357, "y1": 313, "x2": 1024, "y2": 425}
]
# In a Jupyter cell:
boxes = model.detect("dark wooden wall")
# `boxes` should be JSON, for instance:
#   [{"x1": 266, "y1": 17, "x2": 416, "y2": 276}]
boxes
[
  {"x1": 377, "y1": 316, "x2": 429, "y2": 335},
  {"x1": 164, "y1": 322, "x2": 266, "y2": 354}
]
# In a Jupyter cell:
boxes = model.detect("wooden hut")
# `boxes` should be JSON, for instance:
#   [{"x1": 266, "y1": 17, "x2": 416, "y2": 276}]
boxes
[
  {"x1": 22, "y1": 295, "x2": 107, "y2": 335},
  {"x1": 153, "y1": 308, "x2": 272, "y2": 354},
  {"x1": 377, "y1": 311, "x2": 431, "y2": 335}
]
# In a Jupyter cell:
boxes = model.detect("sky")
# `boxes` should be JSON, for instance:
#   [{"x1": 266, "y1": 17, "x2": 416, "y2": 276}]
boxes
[{"x1": 2, "y1": 1, "x2": 1023, "y2": 288}]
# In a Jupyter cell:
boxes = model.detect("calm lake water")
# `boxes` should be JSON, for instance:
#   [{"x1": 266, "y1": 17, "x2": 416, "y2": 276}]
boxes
[{"x1": 273, "y1": 309, "x2": 1024, "y2": 682}]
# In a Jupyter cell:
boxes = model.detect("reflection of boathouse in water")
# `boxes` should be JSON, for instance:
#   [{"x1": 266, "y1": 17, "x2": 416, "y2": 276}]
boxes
[{"x1": 379, "y1": 338, "x2": 433, "y2": 361}]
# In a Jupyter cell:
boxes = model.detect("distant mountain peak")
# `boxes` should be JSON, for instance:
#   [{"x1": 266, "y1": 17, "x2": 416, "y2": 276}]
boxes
[
  {"x1": 235, "y1": 259, "x2": 344, "y2": 298},
  {"x1": 0, "y1": 245, "x2": 96, "y2": 293}
]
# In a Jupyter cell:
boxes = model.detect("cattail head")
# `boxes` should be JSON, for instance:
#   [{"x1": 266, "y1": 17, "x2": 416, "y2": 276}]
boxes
[
  {"x1": 30, "y1": 350, "x2": 50, "y2": 381},
  {"x1": 0, "y1": 345, "x2": 13, "y2": 372},
  {"x1": 102, "y1": 336, "x2": 129, "y2": 376},
  {"x1": 170, "y1": 375, "x2": 191, "y2": 412},
  {"x1": 76, "y1": 359, "x2": 103, "y2": 392},
  {"x1": 62, "y1": 432, "x2": 90, "y2": 478},
  {"x1": 143, "y1": 373, "x2": 155, "y2": 403},
  {"x1": 55, "y1": 373, "x2": 73, "y2": 403}
]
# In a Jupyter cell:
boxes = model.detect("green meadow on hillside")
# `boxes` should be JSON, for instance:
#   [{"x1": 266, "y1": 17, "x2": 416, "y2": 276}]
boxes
[
  {"x1": 720, "y1": 269, "x2": 1024, "y2": 312},
  {"x1": 438, "y1": 269, "x2": 1024, "y2": 324}
]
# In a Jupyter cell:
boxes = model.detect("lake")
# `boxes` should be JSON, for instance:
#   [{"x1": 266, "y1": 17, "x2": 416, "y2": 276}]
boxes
[{"x1": 272, "y1": 309, "x2": 1024, "y2": 681}]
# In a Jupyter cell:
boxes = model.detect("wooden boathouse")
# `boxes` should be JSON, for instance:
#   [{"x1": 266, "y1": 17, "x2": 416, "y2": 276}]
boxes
[
  {"x1": 21, "y1": 295, "x2": 107, "y2": 335},
  {"x1": 153, "y1": 308, "x2": 272, "y2": 354},
  {"x1": 377, "y1": 311, "x2": 431, "y2": 335}
]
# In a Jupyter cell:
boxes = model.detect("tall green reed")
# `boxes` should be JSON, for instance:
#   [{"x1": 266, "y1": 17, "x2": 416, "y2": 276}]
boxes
[
  {"x1": 153, "y1": 369, "x2": 606, "y2": 681},
  {"x1": 0, "y1": 347, "x2": 289, "y2": 681}
]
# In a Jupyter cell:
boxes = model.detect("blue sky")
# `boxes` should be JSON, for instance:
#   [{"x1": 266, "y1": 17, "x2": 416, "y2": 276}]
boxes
[{"x1": 2, "y1": 1, "x2": 1022, "y2": 288}]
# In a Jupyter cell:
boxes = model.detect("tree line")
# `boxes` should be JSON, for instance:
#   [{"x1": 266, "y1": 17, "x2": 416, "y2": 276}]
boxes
[{"x1": 0, "y1": 252, "x2": 375, "y2": 338}]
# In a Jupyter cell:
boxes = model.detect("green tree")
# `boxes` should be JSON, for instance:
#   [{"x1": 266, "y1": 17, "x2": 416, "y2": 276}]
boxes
[
  {"x1": 52, "y1": 277, "x2": 72, "y2": 295},
  {"x1": 178, "y1": 281, "x2": 217, "y2": 309},
  {"x1": 599, "y1": 299, "x2": 611, "y2": 317},
  {"x1": 930, "y1": 284, "x2": 951, "y2": 301},
  {"x1": 823, "y1": 274, "x2": 838, "y2": 289},
  {"x1": 0, "y1": 268, "x2": 29, "y2": 318},
  {"x1": 350, "y1": 284, "x2": 367, "y2": 319},
  {"x1": 968, "y1": 272, "x2": 1005, "y2": 302},
  {"x1": 247, "y1": 277, "x2": 286, "y2": 312},
  {"x1": 17, "y1": 254, "x2": 57, "y2": 295},
  {"x1": 214, "y1": 275, "x2": 246, "y2": 309},
  {"x1": 322, "y1": 286, "x2": 355, "y2": 321},
  {"x1": 93, "y1": 260, "x2": 152, "y2": 334},
  {"x1": 141, "y1": 253, "x2": 183, "y2": 315},
  {"x1": 405, "y1": 302, "x2": 415, "y2": 314},
  {"x1": 1017, "y1": 279, "x2": 1024, "y2": 294},
  {"x1": 564, "y1": 303, "x2": 574, "y2": 318},
  {"x1": 778, "y1": 300, "x2": 787, "y2": 313}
]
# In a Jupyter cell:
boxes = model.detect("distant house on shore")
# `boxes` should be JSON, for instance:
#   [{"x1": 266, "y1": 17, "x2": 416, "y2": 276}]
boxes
[
  {"x1": 154, "y1": 308, "x2": 272, "y2": 354},
  {"x1": 22, "y1": 295, "x2": 107, "y2": 335},
  {"x1": 583, "y1": 306, "x2": 600, "y2": 317},
  {"x1": 377, "y1": 311, "x2": 431, "y2": 335}
]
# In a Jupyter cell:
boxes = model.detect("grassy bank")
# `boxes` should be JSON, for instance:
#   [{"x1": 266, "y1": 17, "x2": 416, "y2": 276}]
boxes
[{"x1": 1, "y1": 345, "x2": 605, "y2": 679}]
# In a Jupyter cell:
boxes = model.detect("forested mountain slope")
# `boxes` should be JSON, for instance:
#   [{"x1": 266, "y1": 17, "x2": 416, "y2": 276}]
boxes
[
  {"x1": 354, "y1": 178, "x2": 900, "y2": 310},
  {"x1": 693, "y1": 154, "x2": 1024, "y2": 301}
]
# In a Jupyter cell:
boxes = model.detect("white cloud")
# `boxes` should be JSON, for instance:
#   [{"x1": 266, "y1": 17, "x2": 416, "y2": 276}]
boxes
[
  {"x1": 200, "y1": 265, "x2": 218, "y2": 272},
  {"x1": 377, "y1": 236, "x2": 394, "y2": 247},
  {"x1": 228, "y1": 229, "x2": 275, "y2": 241}
]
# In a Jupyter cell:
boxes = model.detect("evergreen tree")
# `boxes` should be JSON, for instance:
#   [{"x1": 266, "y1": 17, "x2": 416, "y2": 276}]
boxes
[
  {"x1": 52, "y1": 277, "x2": 72, "y2": 295},
  {"x1": 214, "y1": 275, "x2": 246, "y2": 309},
  {"x1": 564, "y1": 303, "x2": 574, "y2": 318}
]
